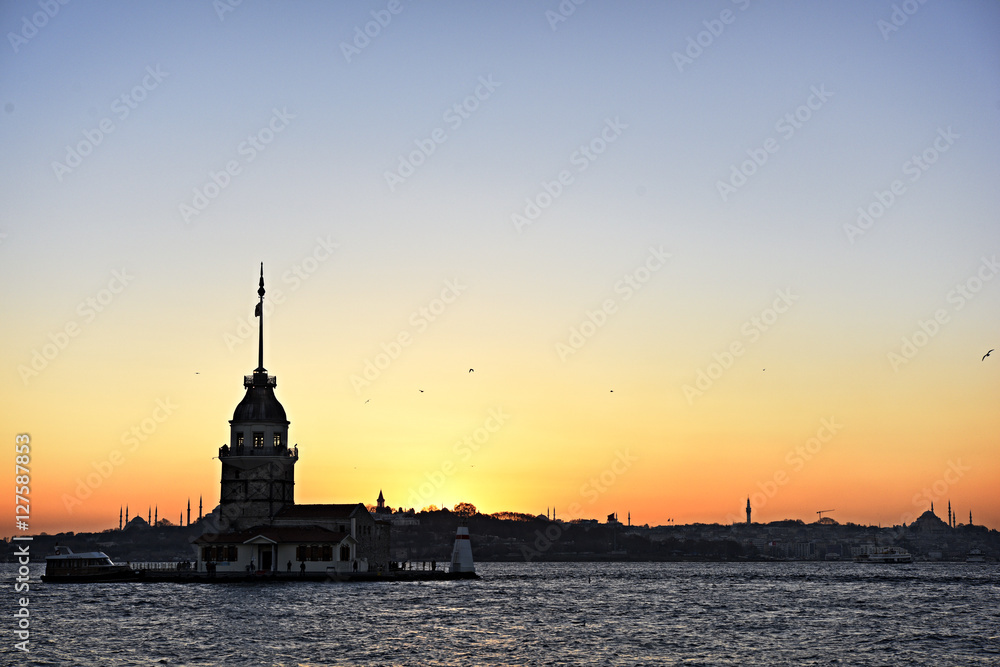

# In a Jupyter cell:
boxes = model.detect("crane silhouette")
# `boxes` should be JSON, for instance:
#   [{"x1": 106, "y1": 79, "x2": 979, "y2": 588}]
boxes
[{"x1": 816, "y1": 509, "x2": 835, "y2": 521}]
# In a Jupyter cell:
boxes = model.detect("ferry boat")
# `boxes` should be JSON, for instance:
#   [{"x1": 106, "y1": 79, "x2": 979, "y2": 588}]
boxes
[
  {"x1": 42, "y1": 545, "x2": 139, "y2": 583},
  {"x1": 966, "y1": 549, "x2": 986, "y2": 563},
  {"x1": 853, "y1": 546, "x2": 913, "y2": 564}
]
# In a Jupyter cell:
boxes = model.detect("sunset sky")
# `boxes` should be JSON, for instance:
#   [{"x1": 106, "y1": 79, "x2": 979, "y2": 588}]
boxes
[{"x1": 3, "y1": 1, "x2": 999, "y2": 535}]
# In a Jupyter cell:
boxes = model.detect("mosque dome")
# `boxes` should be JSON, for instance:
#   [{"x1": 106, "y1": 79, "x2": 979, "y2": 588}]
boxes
[{"x1": 910, "y1": 507, "x2": 948, "y2": 531}]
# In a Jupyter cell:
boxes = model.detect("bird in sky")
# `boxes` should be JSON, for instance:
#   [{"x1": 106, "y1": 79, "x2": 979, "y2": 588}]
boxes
[
  {"x1": 419, "y1": 390, "x2": 424, "y2": 393},
  {"x1": 983, "y1": 349, "x2": 994, "y2": 361},
  {"x1": 469, "y1": 368, "x2": 474, "y2": 373},
  {"x1": 365, "y1": 399, "x2": 370, "y2": 404}
]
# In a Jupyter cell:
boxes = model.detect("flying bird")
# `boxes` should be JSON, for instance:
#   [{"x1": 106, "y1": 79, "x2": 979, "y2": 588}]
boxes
[
  {"x1": 365, "y1": 399, "x2": 370, "y2": 404},
  {"x1": 983, "y1": 349, "x2": 994, "y2": 361},
  {"x1": 469, "y1": 368, "x2": 474, "y2": 373},
  {"x1": 419, "y1": 390, "x2": 424, "y2": 393}
]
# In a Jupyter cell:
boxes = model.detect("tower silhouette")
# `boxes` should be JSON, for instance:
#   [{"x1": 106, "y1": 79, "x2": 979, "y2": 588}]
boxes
[
  {"x1": 746, "y1": 496, "x2": 752, "y2": 525},
  {"x1": 217, "y1": 264, "x2": 298, "y2": 530}
]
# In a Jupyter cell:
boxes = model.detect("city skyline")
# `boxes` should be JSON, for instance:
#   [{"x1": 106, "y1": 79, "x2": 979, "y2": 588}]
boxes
[{"x1": 2, "y1": 2, "x2": 998, "y2": 535}]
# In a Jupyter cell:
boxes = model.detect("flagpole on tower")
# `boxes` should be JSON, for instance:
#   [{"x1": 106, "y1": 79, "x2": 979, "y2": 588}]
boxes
[{"x1": 255, "y1": 262, "x2": 265, "y2": 372}]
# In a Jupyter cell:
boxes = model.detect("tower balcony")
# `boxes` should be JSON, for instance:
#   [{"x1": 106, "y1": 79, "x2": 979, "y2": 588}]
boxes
[
  {"x1": 219, "y1": 444, "x2": 298, "y2": 460},
  {"x1": 245, "y1": 373, "x2": 277, "y2": 388}
]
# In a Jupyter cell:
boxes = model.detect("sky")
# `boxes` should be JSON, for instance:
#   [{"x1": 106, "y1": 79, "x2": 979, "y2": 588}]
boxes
[{"x1": 2, "y1": 1, "x2": 999, "y2": 535}]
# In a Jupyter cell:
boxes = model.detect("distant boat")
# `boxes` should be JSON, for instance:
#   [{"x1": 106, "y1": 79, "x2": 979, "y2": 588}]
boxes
[
  {"x1": 41, "y1": 545, "x2": 139, "y2": 583},
  {"x1": 853, "y1": 546, "x2": 913, "y2": 564},
  {"x1": 966, "y1": 549, "x2": 986, "y2": 563}
]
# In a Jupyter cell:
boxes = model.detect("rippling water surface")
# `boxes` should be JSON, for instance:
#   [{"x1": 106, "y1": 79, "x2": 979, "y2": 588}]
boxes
[{"x1": 9, "y1": 561, "x2": 1000, "y2": 665}]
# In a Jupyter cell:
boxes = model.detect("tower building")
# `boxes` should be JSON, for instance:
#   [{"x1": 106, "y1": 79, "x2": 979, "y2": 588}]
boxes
[
  {"x1": 217, "y1": 263, "x2": 298, "y2": 531},
  {"x1": 195, "y1": 265, "x2": 390, "y2": 574},
  {"x1": 746, "y1": 496, "x2": 752, "y2": 525}
]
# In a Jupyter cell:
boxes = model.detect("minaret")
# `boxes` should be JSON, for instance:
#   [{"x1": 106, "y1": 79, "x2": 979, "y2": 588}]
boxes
[
  {"x1": 119, "y1": 506, "x2": 123, "y2": 530},
  {"x1": 148, "y1": 507, "x2": 151, "y2": 524},
  {"x1": 154, "y1": 506, "x2": 158, "y2": 526},
  {"x1": 948, "y1": 501, "x2": 952, "y2": 528},
  {"x1": 199, "y1": 495, "x2": 203, "y2": 520},
  {"x1": 969, "y1": 510, "x2": 973, "y2": 526},
  {"x1": 125, "y1": 506, "x2": 129, "y2": 524},
  {"x1": 746, "y1": 496, "x2": 752, "y2": 525},
  {"x1": 187, "y1": 498, "x2": 191, "y2": 526},
  {"x1": 217, "y1": 264, "x2": 298, "y2": 531}
]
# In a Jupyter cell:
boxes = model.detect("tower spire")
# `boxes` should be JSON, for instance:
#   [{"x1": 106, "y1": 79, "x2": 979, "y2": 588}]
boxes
[{"x1": 256, "y1": 262, "x2": 265, "y2": 372}]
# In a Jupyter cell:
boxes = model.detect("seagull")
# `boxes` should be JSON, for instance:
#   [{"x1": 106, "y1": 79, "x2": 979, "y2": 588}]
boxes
[
  {"x1": 469, "y1": 368, "x2": 474, "y2": 373},
  {"x1": 983, "y1": 349, "x2": 994, "y2": 361},
  {"x1": 365, "y1": 399, "x2": 370, "y2": 404},
  {"x1": 419, "y1": 390, "x2": 424, "y2": 393}
]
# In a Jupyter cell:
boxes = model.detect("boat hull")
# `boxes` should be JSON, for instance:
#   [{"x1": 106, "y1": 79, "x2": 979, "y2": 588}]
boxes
[{"x1": 41, "y1": 567, "x2": 141, "y2": 583}]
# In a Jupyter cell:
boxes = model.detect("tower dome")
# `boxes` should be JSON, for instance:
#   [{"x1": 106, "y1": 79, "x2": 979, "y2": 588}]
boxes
[{"x1": 232, "y1": 371, "x2": 288, "y2": 424}]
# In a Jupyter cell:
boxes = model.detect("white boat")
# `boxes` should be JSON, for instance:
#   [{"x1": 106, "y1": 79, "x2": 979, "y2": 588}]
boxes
[
  {"x1": 853, "y1": 546, "x2": 913, "y2": 564},
  {"x1": 42, "y1": 545, "x2": 138, "y2": 582}
]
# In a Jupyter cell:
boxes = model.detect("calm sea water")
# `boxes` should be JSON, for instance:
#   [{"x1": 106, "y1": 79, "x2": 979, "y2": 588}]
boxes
[{"x1": 5, "y1": 561, "x2": 999, "y2": 666}]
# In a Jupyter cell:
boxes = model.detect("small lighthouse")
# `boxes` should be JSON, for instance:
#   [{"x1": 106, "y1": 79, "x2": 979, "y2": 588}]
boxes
[{"x1": 450, "y1": 525, "x2": 475, "y2": 575}]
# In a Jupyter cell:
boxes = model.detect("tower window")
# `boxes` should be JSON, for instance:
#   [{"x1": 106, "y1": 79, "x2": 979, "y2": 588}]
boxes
[
  {"x1": 253, "y1": 432, "x2": 264, "y2": 448},
  {"x1": 237, "y1": 434, "x2": 244, "y2": 448},
  {"x1": 273, "y1": 433, "x2": 281, "y2": 448}
]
